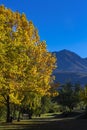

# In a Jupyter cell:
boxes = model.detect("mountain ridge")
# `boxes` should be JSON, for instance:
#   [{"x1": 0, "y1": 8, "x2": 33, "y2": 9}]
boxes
[{"x1": 53, "y1": 49, "x2": 87, "y2": 85}]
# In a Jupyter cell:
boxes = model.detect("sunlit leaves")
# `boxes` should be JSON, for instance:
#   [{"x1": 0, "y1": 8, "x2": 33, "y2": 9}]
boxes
[{"x1": 0, "y1": 5, "x2": 57, "y2": 114}]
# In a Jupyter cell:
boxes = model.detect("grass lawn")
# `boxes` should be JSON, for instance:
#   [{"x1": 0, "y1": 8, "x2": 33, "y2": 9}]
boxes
[{"x1": 0, "y1": 112, "x2": 87, "y2": 130}]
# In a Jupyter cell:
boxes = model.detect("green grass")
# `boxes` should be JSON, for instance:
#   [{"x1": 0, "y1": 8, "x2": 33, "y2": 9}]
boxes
[
  {"x1": 33, "y1": 112, "x2": 61, "y2": 119},
  {"x1": 0, "y1": 120, "x2": 49, "y2": 130},
  {"x1": 0, "y1": 112, "x2": 87, "y2": 130}
]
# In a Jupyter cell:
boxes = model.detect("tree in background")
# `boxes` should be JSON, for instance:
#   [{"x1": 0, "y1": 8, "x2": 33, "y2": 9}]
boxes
[
  {"x1": 0, "y1": 5, "x2": 57, "y2": 122},
  {"x1": 80, "y1": 84, "x2": 87, "y2": 109},
  {"x1": 57, "y1": 82, "x2": 82, "y2": 112}
]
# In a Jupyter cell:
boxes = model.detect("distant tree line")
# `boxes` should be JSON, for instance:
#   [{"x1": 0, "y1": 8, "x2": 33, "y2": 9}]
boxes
[{"x1": 54, "y1": 82, "x2": 87, "y2": 113}]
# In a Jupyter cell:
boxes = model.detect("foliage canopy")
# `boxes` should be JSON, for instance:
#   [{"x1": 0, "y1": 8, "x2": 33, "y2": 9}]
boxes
[{"x1": 0, "y1": 5, "x2": 57, "y2": 122}]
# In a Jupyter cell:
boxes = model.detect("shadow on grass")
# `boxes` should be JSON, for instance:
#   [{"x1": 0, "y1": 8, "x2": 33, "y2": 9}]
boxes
[
  {"x1": 0, "y1": 112, "x2": 87, "y2": 130},
  {"x1": 1, "y1": 119, "x2": 87, "y2": 130},
  {"x1": 52, "y1": 111, "x2": 84, "y2": 118}
]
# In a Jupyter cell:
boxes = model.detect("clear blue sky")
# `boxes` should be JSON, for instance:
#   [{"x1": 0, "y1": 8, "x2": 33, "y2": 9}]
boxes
[{"x1": 0, "y1": 0, "x2": 87, "y2": 57}]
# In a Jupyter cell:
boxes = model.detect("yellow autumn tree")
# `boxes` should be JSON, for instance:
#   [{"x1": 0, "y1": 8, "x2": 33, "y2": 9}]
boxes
[{"x1": 0, "y1": 5, "x2": 57, "y2": 122}]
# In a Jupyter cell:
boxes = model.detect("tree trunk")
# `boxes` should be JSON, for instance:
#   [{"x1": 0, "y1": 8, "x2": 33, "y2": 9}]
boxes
[
  {"x1": 6, "y1": 95, "x2": 11, "y2": 122},
  {"x1": 13, "y1": 105, "x2": 16, "y2": 120},
  {"x1": 28, "y1": 109, "x2": 32, "y2": 119},
  {"x1": 17, "y1": 110, "x2": 21, "y2": 122}
]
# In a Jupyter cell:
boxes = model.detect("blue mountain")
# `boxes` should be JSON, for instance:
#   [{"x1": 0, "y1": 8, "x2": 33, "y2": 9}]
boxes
[{"x1": 53, "y1": 49, "x2": 87, "y2": 85}]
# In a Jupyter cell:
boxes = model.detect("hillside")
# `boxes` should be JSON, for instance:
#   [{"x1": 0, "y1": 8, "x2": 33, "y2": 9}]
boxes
[{"x1": 53, "y1": 49, "x2": 87, "y2": 85}]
